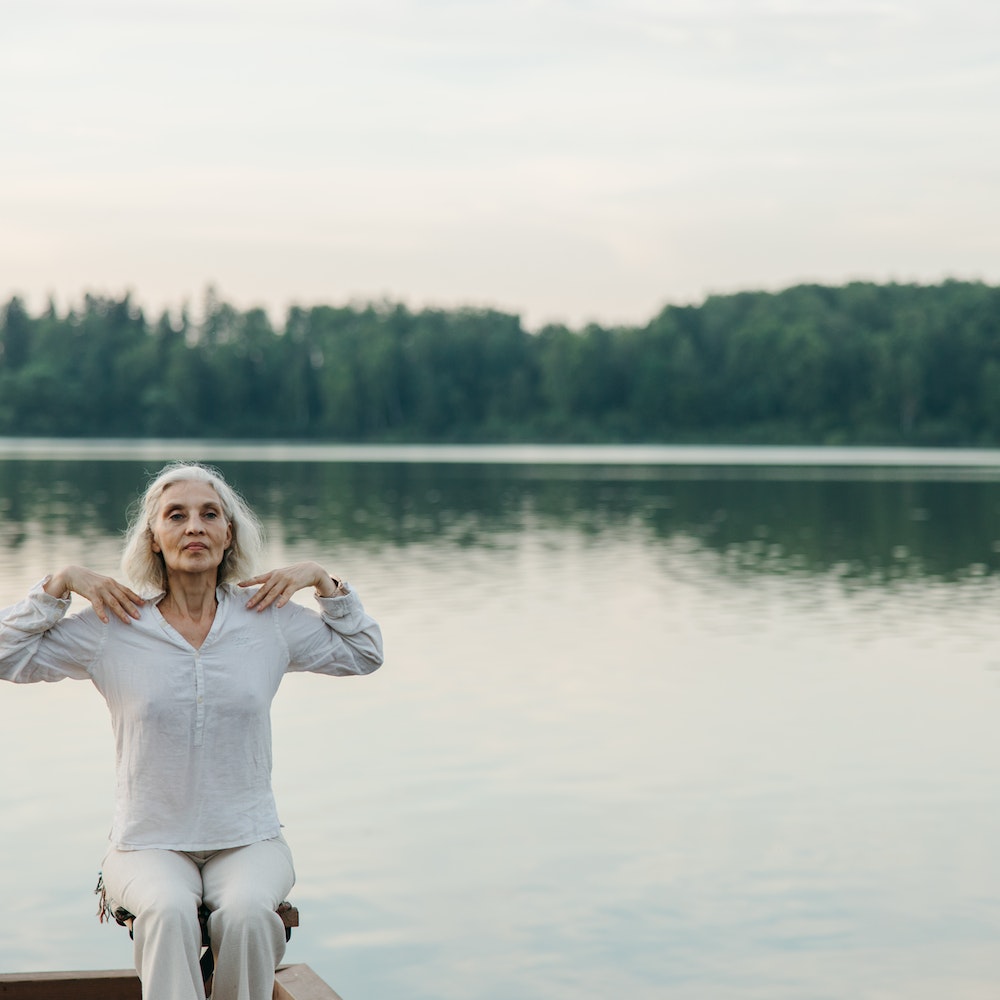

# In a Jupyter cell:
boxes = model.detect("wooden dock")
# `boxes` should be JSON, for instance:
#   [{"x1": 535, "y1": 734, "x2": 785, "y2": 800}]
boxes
[{"x1": 0, "y1": 963, "x2": 344, "y2": 999}]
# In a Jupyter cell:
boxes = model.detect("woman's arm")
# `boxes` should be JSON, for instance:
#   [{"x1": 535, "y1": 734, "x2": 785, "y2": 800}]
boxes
[
  {"x1": 0, "y1": 566, "x2": 136, "y2": 683},
  {"x1": 239, "y1": 562, "x2": 384, "y2": 677}
]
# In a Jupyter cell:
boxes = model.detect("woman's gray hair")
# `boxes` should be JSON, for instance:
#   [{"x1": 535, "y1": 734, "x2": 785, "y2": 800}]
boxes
[{"x1": 121, "y1": 462, "x2": 264, "y2": 594}]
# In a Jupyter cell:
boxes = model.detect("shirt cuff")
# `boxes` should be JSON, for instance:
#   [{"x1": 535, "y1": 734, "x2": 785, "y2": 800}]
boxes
[
  {"x1": 34, "y1": 576, "x2": 73, "y2": 609},
  {"x1": 315, "y1": 584, "x2": 357, "y2": 619}
]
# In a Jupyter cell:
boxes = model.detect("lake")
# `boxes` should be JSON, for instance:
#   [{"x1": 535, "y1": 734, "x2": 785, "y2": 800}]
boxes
[{"x1": 2, "y1": 443, "x2": 1000, "y2": 1000}]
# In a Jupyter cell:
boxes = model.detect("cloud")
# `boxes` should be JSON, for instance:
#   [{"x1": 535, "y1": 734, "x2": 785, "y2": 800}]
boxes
[{"x1": 2, "y1": 0, "x2": 998, "y2": 326}]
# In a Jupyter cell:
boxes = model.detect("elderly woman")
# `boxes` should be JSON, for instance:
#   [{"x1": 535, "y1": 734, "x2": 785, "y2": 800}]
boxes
[{"x1": 0, "y1": 462, "x2": 384, "y2": 1000}]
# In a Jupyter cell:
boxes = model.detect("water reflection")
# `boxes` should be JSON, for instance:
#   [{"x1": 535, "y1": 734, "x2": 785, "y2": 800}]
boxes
[{"x1": 2, "y1": 458, "x2": 999, "y2": 584}]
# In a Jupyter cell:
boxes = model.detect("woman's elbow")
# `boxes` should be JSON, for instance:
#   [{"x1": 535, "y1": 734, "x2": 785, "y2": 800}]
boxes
[
  {"x1": 359, "y1": 643, "x2": 384, "y2": 674},
  {"x1": 350, "y1": 629, "x2": 384, "y2": 675}
]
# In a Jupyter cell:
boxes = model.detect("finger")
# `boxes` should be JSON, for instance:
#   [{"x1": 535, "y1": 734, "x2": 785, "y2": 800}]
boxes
[
  {"x1": 109, "y1": 601, "x2": 137, "y2": 624},
  {"x1": 254, "y1": 587, "x2": 285, "y2": 612},
  {"x1": 117, "y1": 596, "x2": 144, "y2": 621},
  {"x1": 246, "y1": 582, "x2": 278, "y2": 610},
  {"x1": 254, "y1": 582, "x2": 294, "y2": 612},
  {"x1": 244, "y1": 584, "x2": 269, "y2": 609},
  {"x1": 109, "y1": 584, "x2": 144, "y2": 615}
]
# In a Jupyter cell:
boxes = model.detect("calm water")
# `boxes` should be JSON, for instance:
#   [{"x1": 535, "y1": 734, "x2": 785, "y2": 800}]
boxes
[{"x1": 3, "y1": 445, "x2": 1000, "y2": 999}]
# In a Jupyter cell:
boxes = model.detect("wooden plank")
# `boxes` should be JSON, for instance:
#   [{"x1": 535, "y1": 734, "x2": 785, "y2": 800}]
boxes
[
  {"x1": 0, "y1": 969, "x2": 141, "y2": 1000},
  {"x1": 0, "y1": 962, "x2": 340, "y2": 1000},
  {"x1": 274, "y1": 964, "x2": 345, "y2": 1000}
]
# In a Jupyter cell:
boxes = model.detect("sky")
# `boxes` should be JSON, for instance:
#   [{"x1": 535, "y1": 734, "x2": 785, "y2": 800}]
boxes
[{"x1": 2, "y1": 0, "x2": 998, "y2": 330}]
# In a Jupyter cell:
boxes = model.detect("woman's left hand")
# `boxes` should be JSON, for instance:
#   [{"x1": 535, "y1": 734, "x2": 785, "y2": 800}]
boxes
[{"x1": 239, "y1": 561, "x2": 342, "y2": 611}]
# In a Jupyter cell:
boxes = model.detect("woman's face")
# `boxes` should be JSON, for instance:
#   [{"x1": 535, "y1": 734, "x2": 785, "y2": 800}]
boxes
[{"x1": 150, "y1": 480, "x2": 233, "y2": 577}]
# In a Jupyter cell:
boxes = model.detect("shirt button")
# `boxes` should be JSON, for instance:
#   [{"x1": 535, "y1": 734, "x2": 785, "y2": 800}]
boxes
[{"x1": 197, "y1": 696, "x2": 204, "y2": 703}]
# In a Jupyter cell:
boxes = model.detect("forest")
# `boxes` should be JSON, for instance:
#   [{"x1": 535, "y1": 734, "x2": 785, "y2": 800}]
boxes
[{"x1": 1, "y1": 280, "x2": 998, "y2": 444}]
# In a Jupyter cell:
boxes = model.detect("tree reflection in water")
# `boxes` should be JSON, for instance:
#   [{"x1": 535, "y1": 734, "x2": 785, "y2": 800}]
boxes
[{"x1": 1, "y1": 457, "x2": 999, "y2": 585}]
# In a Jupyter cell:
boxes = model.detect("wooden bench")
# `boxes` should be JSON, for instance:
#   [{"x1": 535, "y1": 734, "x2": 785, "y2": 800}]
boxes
[{"x1": 107, "y1": 900, "x2": 299, "y2": 990}]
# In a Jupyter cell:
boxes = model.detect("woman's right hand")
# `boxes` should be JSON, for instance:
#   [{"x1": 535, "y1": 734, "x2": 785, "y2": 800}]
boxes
[{"x1": 44, "y1": 566, "x2": 145, "y2": 624}]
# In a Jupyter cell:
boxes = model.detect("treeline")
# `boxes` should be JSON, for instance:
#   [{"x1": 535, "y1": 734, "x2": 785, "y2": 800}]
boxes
[{"x1": 1, "y1": 280, "x2": 998, "y2": 443}]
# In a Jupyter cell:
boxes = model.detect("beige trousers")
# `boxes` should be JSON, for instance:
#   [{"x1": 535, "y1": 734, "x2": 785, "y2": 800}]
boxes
[{"x1": 100, "y1": 836, "x2": 296, "y2": 1000}]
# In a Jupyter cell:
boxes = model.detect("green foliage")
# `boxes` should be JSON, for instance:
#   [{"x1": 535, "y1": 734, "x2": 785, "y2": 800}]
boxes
[{"x1": 1, "y1": 281, "x2": 999, "y2": 443}]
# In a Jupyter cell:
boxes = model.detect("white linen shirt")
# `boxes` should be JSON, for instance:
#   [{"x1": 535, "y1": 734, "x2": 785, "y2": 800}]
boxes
[{"x1": 0, "y1": 579, "x2": 383, "y2": 851}]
